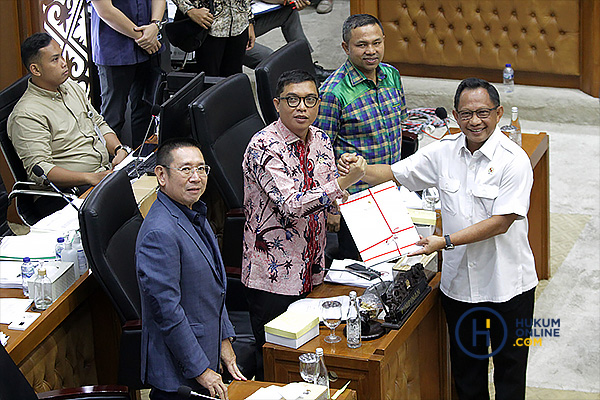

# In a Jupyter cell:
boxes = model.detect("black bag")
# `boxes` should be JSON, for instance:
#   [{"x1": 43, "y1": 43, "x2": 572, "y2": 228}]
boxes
[{"x1": 165, "y1": 3, "x2": 213, "y2": 53}]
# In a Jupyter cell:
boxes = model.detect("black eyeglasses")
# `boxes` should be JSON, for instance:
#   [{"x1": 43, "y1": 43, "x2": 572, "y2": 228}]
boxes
[
  {"x1": 456, "y1": 106, "x2": 499, "y2": 121},
  {"x1": 278, "y1": 95, "x2": 319, "y2": 108},
  {"x1": 161, "y1": 165, "x2": 211, "y2": 177}
]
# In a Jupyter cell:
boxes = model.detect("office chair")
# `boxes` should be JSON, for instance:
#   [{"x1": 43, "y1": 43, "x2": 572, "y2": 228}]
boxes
[
  {"x1": 78, "y1": 170, "x2": 146, "y2": 392},
  {"x1": 0, "y1": 75, "x2": 76, "y2": 226},
  {"x1": 0, "y1": 173, "x2": 11, "y2": 235},
  {"x1": 255, "y1": 40, "x2": 315, "y2": 124},
  {"x1": 189, "y1": 73, "x2": 266, "y2": 276},
  {"x1": 0, "y1": 343, "x2": 129, "y2": 400}
]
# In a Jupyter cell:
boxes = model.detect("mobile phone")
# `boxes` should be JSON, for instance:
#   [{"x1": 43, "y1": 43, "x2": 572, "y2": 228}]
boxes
[{"x1": 345, "y1": 263, "x2": 381, "y2": 280}]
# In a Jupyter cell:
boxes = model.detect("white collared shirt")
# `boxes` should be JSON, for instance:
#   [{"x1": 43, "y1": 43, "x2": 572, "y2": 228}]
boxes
[{"x1": 391, "y1": 128, "x2": 538, "y2": 302}]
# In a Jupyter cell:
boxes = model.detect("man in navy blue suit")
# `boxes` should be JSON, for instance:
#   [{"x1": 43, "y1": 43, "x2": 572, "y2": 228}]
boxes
[{"x1": 136, "y1": 138, "x2": 246, "y2": 400}]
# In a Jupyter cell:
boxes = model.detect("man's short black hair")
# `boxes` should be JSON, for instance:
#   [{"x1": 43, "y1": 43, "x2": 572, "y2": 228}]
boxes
[
  {"x1": 156, "y1": 137, "x2": 202, "y2": 168},
  {"x1": 342, "y1": 14, "x2": 384, "y2": 43},
  {"x1": 21, "y1": 32, "x2": 53, "y2": 69},
  {"x1": 275, "y1": 69, "x2": 319, "y2": 98},
  {"x1": 453, "y1": 78, "x2": 501, "y2": 110}
]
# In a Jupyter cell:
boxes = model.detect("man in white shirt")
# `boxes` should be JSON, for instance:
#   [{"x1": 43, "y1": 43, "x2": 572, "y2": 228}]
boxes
[{"x1": 339, "y1": 78, "x2": 538, "y2": 400}]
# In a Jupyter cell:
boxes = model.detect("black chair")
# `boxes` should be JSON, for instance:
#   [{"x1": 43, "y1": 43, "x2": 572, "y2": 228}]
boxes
[
  {"x1": 189, "y1": 73, "x2": 266, "y2": 276},
  {"x1": 255, "y1": 40, "x2": 315, "y2": 124},
  {"x1": 0, "y1": 75, "x2": 76, "y2": 226},
  {"x1": 0, "y1": 172, "x2": 12, "y2": 236},
  {"x1": 78, "y1": 170, "x2": 146, "y2": 392},
  {"x1": 0, "y1": 343, "x2": 129, "y2": 400}
]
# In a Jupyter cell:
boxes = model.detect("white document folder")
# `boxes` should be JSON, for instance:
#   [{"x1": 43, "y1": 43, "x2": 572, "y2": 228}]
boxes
[{"x1": 339, "y1": 181, "x2": 422, "y2": 267}]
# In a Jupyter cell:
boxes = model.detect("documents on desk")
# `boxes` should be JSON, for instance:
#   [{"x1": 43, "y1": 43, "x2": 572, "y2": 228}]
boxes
[
  {"x1": 0, "y1": 298, "x2": 33, "y2": 324},
  {"x1": 29, "y1": 198, "x2": 83, "y2": 233},
  {"x1": 339, "y1": 181, "x2": 422, "y2": 267},
  {"x1": 0, "y1": 231, "x2": 61, "y2": 260},
  {"x1": 246, "y1": 383, "x2": 328, "y2": 400},
  {"x1": 287, "y1": 295, "x2": 351, "y2": 322}
]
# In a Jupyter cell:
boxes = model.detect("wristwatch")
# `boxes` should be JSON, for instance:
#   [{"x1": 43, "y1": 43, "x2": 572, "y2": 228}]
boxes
[
  {"x1": 151, "y1": 19, "x2": 164, "y2": 30},
  {"x1": 114, "y1": 144, "x2": 132, "y2": 156},
  {"x1": 444, "y1": 234, "x2": 455, "y2": 250}
]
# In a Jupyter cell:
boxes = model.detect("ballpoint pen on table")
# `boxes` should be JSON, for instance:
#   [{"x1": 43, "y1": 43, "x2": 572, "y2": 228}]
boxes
[{"x1": 331, "y1": 380, "x2": 351, "y2": 400}]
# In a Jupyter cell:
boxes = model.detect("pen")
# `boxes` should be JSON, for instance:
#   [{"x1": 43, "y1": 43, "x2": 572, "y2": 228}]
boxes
[{"x1": 332, "y1": 380, "x2": 351, "y2": 400}]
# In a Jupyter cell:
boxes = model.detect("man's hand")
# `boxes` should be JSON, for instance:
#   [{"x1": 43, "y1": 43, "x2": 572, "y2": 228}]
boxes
[
  {"x1": 187, "y1": 7, "x2": 214, "y2": 29},
  {"x1": 111, "y1": 149, "x2": 128, "y2": 168},
  {"x1": 246, "y1": 23, "x2": 256, "y2": 50},
  {"x1": 326, "y1": 212, "x2": 341, "y2": 232},
  {"x1": 292, "y1": 0, "x2": 311, "y2": 10},
  {"x1": 336, "y1": 155, "x2": 366, "y2": 190},
  {"x1": 133, "y1": 23, "x2": 161, "y2": 54},
  {"x1": 337, "y1": 152, "x2": 359, "y2": 176},
  {"x1": 196, "y1": 368, "x2": 228, "y2": 400},
  {"x1": 408, "y1": 235, "x2": 445, "y2": 256},
  {"x1": 221, "y1": 339, "x2": 247, "y2": 382},
  {"x1": 85, "y1": 170, "x2": 112, "y2": 186}
]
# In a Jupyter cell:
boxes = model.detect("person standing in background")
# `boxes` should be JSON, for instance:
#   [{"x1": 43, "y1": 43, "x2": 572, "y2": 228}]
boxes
[{"x1": 89, "y1": 0, "x2": 165, "y2": 149}]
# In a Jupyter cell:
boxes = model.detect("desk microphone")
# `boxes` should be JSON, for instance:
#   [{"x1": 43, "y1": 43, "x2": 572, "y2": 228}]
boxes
[
  {"x1": 435, "y1": 107, "x2": 450, "y2": 134},
  {"x1": 32, "y1": 165, "x2": 79, "y2": 212},
  {"x1": 177, "y1": 386, "x2": 219, "y2": 400},
  {"x1": 131, "y1": 104, "x2": 160, "y2": 178}
]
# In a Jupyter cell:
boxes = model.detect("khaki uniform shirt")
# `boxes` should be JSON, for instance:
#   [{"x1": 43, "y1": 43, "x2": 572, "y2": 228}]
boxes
[{"x1": 7, "y1": 79, "x2": 112, "y2": 185}]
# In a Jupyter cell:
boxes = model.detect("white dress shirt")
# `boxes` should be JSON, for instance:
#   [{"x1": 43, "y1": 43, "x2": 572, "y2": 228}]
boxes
[{"x1": 391, "y1": 128, "x2": 538, "y2": 303}]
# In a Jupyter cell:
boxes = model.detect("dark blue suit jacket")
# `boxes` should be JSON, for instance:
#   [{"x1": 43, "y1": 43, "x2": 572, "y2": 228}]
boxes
[{"x1": 136, "y1": 190, "x2": 235, "y2": 392}]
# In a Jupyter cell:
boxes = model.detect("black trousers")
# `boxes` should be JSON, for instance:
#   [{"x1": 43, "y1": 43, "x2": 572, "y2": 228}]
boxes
[
  {"x1": 193, "y1": 29, "x2": 249, "y2": 77},
  {"x1": 244, "y1": 286, "x2": 305, "y2": 380},
  {"x1": 441, "y1": 287, "x2": 536, "y2": 400}
]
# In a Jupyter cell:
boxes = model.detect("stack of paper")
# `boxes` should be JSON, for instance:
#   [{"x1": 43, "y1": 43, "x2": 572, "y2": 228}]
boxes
[
  {"x1": 264, "y1": 310, "x2": 319, "y2": 349},
  {"x1": 245, "y1": 383, "x2": 328, "y2": 400}
]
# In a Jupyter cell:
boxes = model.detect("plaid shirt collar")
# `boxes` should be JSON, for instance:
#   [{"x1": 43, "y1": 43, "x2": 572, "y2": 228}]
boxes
[{"x1": 344, "y1": 59, "x2": 388, "y2": 86}]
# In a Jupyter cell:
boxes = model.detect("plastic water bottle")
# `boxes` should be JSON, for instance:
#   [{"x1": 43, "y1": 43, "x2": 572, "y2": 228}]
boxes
[
  {"x1": 61, "y1": 242, "x2": 79, "y2": 278},
  {"x1": 315, "y1": 348, "x2": 330, "y2": 396},
  {"x1": 55, "y1": 237, "x2": 65, "y2": 262},
  {"x1": 503, "y1": 64, "x2": 514, "y2": 93},
  {"x1": 510, "y1": 106, "x2": 522, "y2": 146},
  {"x1": 34, "y1": 267, "x2": 53, "y2": 310},
  {"x1": 21, "y1": 257, "x2": 35, "y2": 297},
  {"x1": 77, "y1": 249, "x2": 88, "y2": 276},
  {"x1": 346, "y1": 291, "x2": 362, "y2": 348}
]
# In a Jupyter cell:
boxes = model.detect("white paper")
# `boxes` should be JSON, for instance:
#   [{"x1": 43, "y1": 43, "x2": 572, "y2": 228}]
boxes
[
  {"x1": 30, "y1": 198, "x2": 83, "y2": 233},
  {"x1": 324, "y1": 259, "x2": 394, "y2": 288},
  {"x1": 339, "y1": 181, "x2": 422, "y2": 267},
  {"x1": 287, "y1": 295, "x2": 350, "y2": 322},
  {"x1": 251, "y1": 1, "x2": 283, "y2": 15},
  {"x1": 245, "y1": 386, "x2": 284, "y2": 400},
  {"x1": 0, "y1": 261, "x2": 26, "y2": 288},
  {"x1": 0, "y1": 298, "x2": 33, "y2": 324},
  {"x1": 0, "y1": 232, "x2": 63, "y2": 260}
]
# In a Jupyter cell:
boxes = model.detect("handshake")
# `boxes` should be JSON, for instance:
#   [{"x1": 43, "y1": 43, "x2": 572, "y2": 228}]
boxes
[{"x1": 336, "y1": 153, "x2": 367, "y2": 191}]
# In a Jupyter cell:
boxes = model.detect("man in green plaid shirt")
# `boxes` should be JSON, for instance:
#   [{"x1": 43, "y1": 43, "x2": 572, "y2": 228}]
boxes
[{"x1": 315, "y1": 13, "x2": 408, "y2": 260}]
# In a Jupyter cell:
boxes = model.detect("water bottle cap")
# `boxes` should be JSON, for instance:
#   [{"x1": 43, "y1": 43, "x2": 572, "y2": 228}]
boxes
[
  {"x1": 38, "y1": 267, "x2": 46, "y2": 276},
  {"x1": 57, "y1": 237, "x2": 65, "y2": 243},
  {"x1": 512, "y1": 106, "x2": 518, "y2": 112},
  {"x1": 505, "y1": 63, "x2": 511, "y2": 67},
  {"x1": 23, "y1": 257, "x2": 30, "y2": 262},
  {"x1": 315, "y1": 348, "x2": 324, "y2": 356},
  {"x1": 349, "y1": 290, "x2": 357, "y2": 298}
]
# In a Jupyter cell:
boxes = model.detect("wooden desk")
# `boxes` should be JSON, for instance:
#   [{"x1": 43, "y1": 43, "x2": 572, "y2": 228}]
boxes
[
  {"x1": 228, "y1": 380, "x2": 357, "y2": 400},
  {"x1": 263, "y1": 273, "x2": 450, "y2": 400}
]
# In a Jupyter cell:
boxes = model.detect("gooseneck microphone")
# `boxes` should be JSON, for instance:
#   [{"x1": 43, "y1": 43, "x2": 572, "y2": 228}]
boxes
[
  {"x1": 32, "y1": 165, "x2": 79, "y2": 212},
  {"x1": 131, "y1": 104, "x2": 161, "y2": 178},
  {"x1": 435, "y1": 107, "x2": 450, "y2": 134},
  {"x1": 177, "y1": 386, "x2": 219, "y2": 400}
]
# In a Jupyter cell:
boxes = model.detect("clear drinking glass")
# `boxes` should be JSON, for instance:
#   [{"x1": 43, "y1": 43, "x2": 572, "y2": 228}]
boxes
[
  {"x1": 321, "y1": 300, "x2": 342, "y2": 343},
  {"x1": 299, "y1": 352, "x2": 319, "y2": 384},
  {"x1": 422, "y1": 187, "x2": 440, "y2": 211}
]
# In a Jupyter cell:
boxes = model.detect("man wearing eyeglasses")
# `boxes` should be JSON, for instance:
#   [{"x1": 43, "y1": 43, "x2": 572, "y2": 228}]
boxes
[
  {"x1": 241, "y1": 70, "x2": 366, "y2": 379},
  {"x1": 136, "y1": 138, "x2": 246, "y2": 400},
  {"x1": 339, "y1": 78, "x2": 538, "y2": 400}
]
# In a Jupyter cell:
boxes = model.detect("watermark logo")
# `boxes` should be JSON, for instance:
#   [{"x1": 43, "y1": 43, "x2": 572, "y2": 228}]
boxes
[
  {"x1": 455, "y1": 307, "x2": 507, "y2": 359},
  {"x1": 456, "y1": 308, "x2": 562, "y2": 358}
]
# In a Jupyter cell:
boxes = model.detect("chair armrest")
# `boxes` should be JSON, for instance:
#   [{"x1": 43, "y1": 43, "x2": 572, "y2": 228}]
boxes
[
  {"x1": 37, "y1": 385, "x2": 130, "y2": 399},
  {"x1": 122, "y1": 319, "x2": 142, "y2": 331},
  {"x1": 7, "y1": 189, "x2": 71, "y2": 203}
]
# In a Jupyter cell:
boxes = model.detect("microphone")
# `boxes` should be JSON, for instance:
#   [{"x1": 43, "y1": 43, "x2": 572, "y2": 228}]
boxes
[
  {"x1": 435, "y1": 107, "x2": 451, "y2": 135},
  {"x1": 177, "y1": 386, "x2": 219, "y2": 400},
  {"x1": 32, "y1": 165, "x2": 79, "y2": 212},
  {"x1": 131, "y1": 104, "x2": 160, "y2": 178}
]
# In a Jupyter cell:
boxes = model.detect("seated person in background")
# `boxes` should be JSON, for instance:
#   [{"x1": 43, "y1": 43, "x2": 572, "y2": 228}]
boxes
[
  {"x1": 314, "y1": 13, "x2": 408, "y2": 260},
  {"x1": 7, "y1": 33, "x2": 130, "y2": 188},
  {"x1": 339, "y1": 78, "x2": 537, "y2": 400},
  {"x1": 245, "y1": 0, "x2": 332, "y2": 82},
  {"x1": 241, "y1": 69, "x2": 366, "y2": 379},
  {"x1": 136, "y1": 138, "x2": 246, "y2": 399}
]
